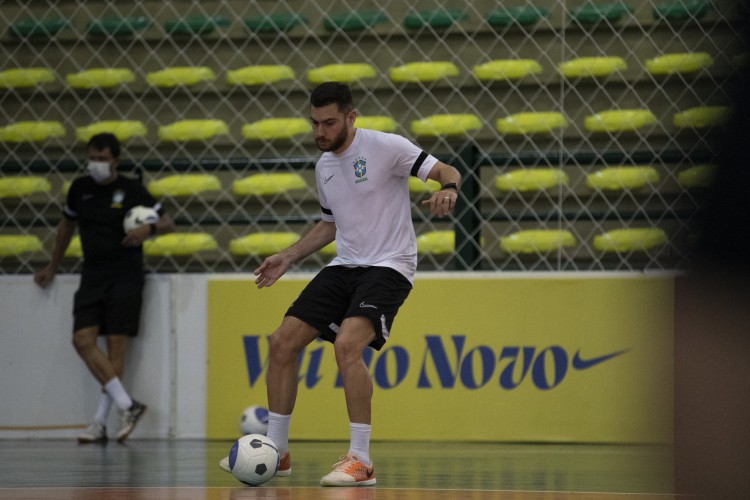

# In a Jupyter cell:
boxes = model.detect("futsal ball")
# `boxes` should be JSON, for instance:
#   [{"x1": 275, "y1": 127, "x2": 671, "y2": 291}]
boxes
[
  {"x1": 240, "y1": 405, "x2": 269, "y2": 435},
  {"x1": 123, "y1": 205, "x2": 158, "y2": 233},
  {"x1": 228, "y1": 434, "x2": 279, "y2": 486}
]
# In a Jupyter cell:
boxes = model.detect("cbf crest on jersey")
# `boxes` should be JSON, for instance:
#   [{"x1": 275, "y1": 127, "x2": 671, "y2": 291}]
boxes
[
  {"x1": 353, "y1": 156, "x2": 368, "y2": 184},
  {"x1": 111, "y1": 189, "x2": 125, "y2": 208}
]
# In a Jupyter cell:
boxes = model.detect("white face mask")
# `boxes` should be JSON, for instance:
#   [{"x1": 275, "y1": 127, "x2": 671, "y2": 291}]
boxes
[{"x1": 87, "y1": 161, "x2": 112, "y2": 183}]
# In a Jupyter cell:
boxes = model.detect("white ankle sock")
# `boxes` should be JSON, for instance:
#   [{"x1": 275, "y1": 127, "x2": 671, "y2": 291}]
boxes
[
  {"x1": 104, "y1": 377, "x2": 133, "y2": 411},
  {"x1": 348, "y1": 422, "x2": 371, "y2": 466},
  {"x1": 93, "y1": 391, "x2": 113, "y2": 424},
  {"x1": 266, "y1": 412, "x2": 291, "y2": 455}
]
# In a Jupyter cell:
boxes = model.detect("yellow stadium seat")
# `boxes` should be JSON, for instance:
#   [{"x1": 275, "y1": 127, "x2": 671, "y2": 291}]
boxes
[
  {"x1": 146, "y1": 67, "x2": 215, "y2": 87},
  {"x1": 586, "y1": 166, "x2": 659, "y2": 190},
  {"x1": 389, "y1": 62, "x2": 459, "y2": 82},
  {"x1": 558, "y1": 57, "x2": 627, "y2": 78},
  {"x1": 64, "y1": 235, "x2": 82, "y2": 258},
  {"x1": 0, "y1": 121, "x2": 65, "y2": 142},
  {"x1": 320, "y1": 241, "x2": 337, "y2": 256},
  {"x1": 242, "y1": 118, "x2": 310, "y2": 140},
  {"x1": 673, "y1": 106, "x2": 729, "y2": 128},
  {"x1": 307, "y1": 63, "x2": 377, "y2": 84},
  {"x1": 76, "y1": 121, "x2": 147, "y2": 142},
  {"x1": 411, "y1": 114, "x2": 481, "y2": 136},
  {"x1": 66, "y1": 68, "x2": 135, "y2": 89},
  {"x1": 584, "y1": 110, "x2": 657, "y2": 132},
  {"x1": 495, "y1": 169, "x2": 569, "y2": 192},
  {"x1": 496, "y1": 112, "x2": 568, "y2": 134},
  {"x1": 0, "y1": 68, "x2": 55, "y2": 88},
  {"x1": 500, "y1": 230, "x2": 576, "y2": 254},
  {"x1": 226, "y1": 65, "x2": 295, "y2": 85},
  {"x1": 645, "y1": 52, "x2": 714, "y2": 75},
  {"x1": 593, "y1": 228, "x2": 668, "y2": 252},
  {"x1": 233, "y1": 173, "x2": 307, "y2": 196},
  {"x1": 62, "y1": 180, "x2": 72, "y2": 196},
  {"x1": 147, "y1": 174, "x2": 222, "y2": 197},
  {"x1": 144, "y1": 233, "x2": 218, "y2": 256},
  {"x1": 677, "y1": 165, "x2": 716, "y2": 188},
  {"x1": 473, "y1": 60, "x2": 543, "y2": 81},
  {"x1": 0, "y1": 176, "x2": 51, "y2": 198},
  {"x1": 408, "y1": 177, "x2": 441, "y2": 194},
  {"x1": 230, "y1": 232, "x2": 300, "y2": 256},
  {"x1": 355, "y1": 116, "x2": 397, "y2": 132},
  {"x1": 0, "y1": 235, "x2": 43, "y2": 257},
  {"x1": 158, "y1": 120, "x2": 229, "y2": 141},
  {"x1": 417, "y1": 231, "x2": 455, "y2": 255}
]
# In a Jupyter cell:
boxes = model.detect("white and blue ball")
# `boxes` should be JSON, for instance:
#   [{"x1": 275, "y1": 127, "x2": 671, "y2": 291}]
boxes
[
  {"x1": 228, "y1": 434, "x2": 279, "y2": 486},
  {"x1": 240, "y1": 405, "x2": 269, "y2": 435},
  {"x1": 123, "y1": 205, "x2": 158, "y2": 233}
]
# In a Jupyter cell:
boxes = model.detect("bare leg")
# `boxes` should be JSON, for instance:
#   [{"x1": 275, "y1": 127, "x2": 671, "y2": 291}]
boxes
[
  {"x1": 72, "y1": 326, "x2": 116, "y2": 385},
  {"x1": 106, "y1": 335, "x2": 129, "y2": 379},
  {"x1": 335, "y1": 317, "x2": 376, "y2": 424}
]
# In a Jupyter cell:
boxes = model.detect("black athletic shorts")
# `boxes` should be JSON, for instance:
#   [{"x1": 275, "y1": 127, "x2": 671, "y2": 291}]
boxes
[
  {"x1": 73, "y1": 267, "x2": 145, "y2": 336},
  {"x1": 285, "y1": 265, "x2": 413, "y2": 350}
]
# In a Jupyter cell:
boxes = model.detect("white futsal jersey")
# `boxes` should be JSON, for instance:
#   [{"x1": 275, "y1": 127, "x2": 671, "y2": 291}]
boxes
[{"x1": 316, "y1": 128, "x2": 438, "y2": 283}]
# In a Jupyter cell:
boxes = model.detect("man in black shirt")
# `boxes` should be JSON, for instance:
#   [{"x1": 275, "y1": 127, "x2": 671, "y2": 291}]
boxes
[{"x1": 34, "y1": 133, "x2": 174, "y2": 443}]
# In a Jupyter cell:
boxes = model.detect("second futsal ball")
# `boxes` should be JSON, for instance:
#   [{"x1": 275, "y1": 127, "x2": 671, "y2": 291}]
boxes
[{"x1": 240, "y1": 405, "x2": 269, "y2": 435}]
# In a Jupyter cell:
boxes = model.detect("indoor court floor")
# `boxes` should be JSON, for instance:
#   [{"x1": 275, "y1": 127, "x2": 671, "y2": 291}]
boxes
[{"x1": 0, "y1": 440, "x2": 675, "y2": 499}]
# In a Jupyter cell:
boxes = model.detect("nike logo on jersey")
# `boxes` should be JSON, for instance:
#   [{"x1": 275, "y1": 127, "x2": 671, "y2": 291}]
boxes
[
  {"x1": 82, "y1": 194, "x2": 94, "y2": 201},
  {"x1": 571, "y1": 349, "x2": 629, "y2": 370},
  {"x1": 359, "y1": 301, "x2": 377, "y2": 309},
  {"x1": 324, "y1": 175, "x2": 334, "y2": 184}
]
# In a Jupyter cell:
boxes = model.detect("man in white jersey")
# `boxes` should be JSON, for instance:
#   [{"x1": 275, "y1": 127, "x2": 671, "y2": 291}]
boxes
[{"x1": 220, "y1": 82, "x2": 461, "y2": 486}]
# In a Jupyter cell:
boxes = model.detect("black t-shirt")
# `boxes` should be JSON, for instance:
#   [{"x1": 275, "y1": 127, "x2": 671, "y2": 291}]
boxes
[{"x1": 64, "y1": 175, "x2": 159, "y2": 270}]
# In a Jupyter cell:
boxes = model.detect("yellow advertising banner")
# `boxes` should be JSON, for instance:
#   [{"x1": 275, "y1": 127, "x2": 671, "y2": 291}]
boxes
[{"x1": 207, "y1": 275, "x2": 674, "y2": 443}]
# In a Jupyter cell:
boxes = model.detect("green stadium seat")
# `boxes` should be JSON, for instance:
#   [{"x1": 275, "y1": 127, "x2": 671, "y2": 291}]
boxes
[
  {"x1": 645, "y1": 52, "x2": 714, "y2": 75},
  {"x1": 230, "y1": 233, "x2": 301, "y2": 256},
  {"x1": 569, "y1": 2, "x2": 634, "y2": 24},
  {"x1": 241, "y1": 118, "x2": 310, "y2": 141},
  {"x1": 673, "y1": 106, "x2": 729, "y2": 128},
  {"x1": 144, "y1": 233, "x2": 218, "y2": 256},
  {"x1": 0, "y1": 235, "x2": 43, "y2": 257},
  {"x1": 473, "y1": 60, "x2": 543, "y2": 81},
  {"x1": 417, "y1": 231, "x2": 455, "y2": 255},
  {"x1": 653, "y1": 0, "x2": 712, "y2": 21},
  {"x1": 324, "y1": 10, "x2": 388, "y2": 32},
  {"x1": 147, "y1": 174, "x2": 222, "y2": 197},
  {"x1": 677, "y1": 164, "x2": 716, "y2": 188},
  {"x1": 226, "y1": 65, "x2": 295, "y2": 86},
  {"x1": 411, "y1": 114, "x2": 481, "y2": 137},
  {"x1": 76, "y1": 121, "x2": 147, "y2": 142},
  {"x1": 158, "y1": 120, "x2": 229, "y2": 142},
  {"x1": 593, "y1": 228, "x2": 667, "y2": 252},
  {"x1": 586, "y1": 166, "x2": 659, "y2": 190},
  {"x1": 486, "y1": 6, "x2": 549, "y2": 28},
  {"x1": 66, "y1": 68, "x2": 135, "y2": 89},
  {"x1": 390, "y1": 61, "x2": 459, "y2": 82},
  {"x1": 355, "y1": 116, "x2": 397, "y2": 132},
  {"x1": 9, "y1": 18, "x2": 70, "y2": 38},
  {"x1": 232, "y1": 173, "x2": 307, "y2": 196},
  {"x1": 146, "y1": 67, "x2": 216, "y2": 87},
  {"x1": 584, "y1": 110, "x2": 657, "y2": 132},
  {"x1": 496, "y1": 112, "x2": 568, "y2": 135},
  {"x1": 245, "y1": 13, "x2": 308, "y2": 34},
  {"x1": 403, "y1": 8, "x2": 468, "y2": 30},
  {"x1": 165, "y1": 15, "x2": 230, "y2": 35},
  {"x1": 408, "y1": 177, "x2": 441, "y2": 194},
  {"x1": 64, "y1": 235, "x2": 82, "y2": 258},
  {"x1": 0, "y1": 176, "x2": 52, "y2": 198},
  {"x1": 0, "y1": 68, "x2": 55, "y2": 89},
  {"x1": 0, "y1": 121, "x2": 65, "y2": 142},
  {"x1": 500, "y1": 230, "x2": 576, "y2": 254},
  {"x1": 86, "y1": 16, "x2": 150, "y2": 37},
  {"x1": 307, "y1": 63, "x2": 377, "y2": 84},
  {"x1": 495, "y1": 169, "x2": 569, "y2": 192},
  {"x1": 558, "y1": 57, "x2": 627, "y2": 78}
]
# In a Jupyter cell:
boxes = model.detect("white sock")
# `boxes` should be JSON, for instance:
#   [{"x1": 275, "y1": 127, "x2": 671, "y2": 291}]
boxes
[
  {"x1": 104, "y1": 377, "x2": 133, "y2": 411},
  {"x1": 93, "y1": 391, "x2": 113, "y2": 425},
  {"x1": 266, "y1": 412, "x2": 291, "y2": 455},
  {"x1": 348, "y1": 422, "x2": 371, "y2": 466}
]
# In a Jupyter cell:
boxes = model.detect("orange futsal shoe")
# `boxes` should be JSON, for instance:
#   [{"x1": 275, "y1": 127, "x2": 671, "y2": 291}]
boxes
[
  {"x1": 276, "y1": 452, "x2": 291, "y2": 477},
  {"x1": 320, "y1": 454, "x2": 376, "y2": 487}
]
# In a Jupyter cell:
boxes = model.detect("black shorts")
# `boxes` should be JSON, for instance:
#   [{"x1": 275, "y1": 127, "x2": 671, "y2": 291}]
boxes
[
  {"x1": 285, "y1": 265, "x2": 412, "y2": 350},
  {"x1": 73, "y1": 268, "x2": 145, "y2": 336}
]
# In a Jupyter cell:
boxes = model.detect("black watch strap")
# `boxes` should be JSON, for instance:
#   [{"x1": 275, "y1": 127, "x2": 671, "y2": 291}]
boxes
[{"x1": 441, "y1": 182, "x2": 458, "y2": 191}]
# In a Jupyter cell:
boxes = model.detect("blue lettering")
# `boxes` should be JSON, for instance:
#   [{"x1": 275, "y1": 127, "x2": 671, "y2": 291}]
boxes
[
  {"x1": 459, "y1": 345, "x2": 495, "y2": 389},
  {"x1": 498, "y1": 347, "x2": 535, "y2": 389},
  {"x1": 374, "y1": 346, "x2": 409, "y2": 388},
  {"x1": 531, "y1": 346, "x2": 568, "y2": 390},
  {"x1": 418, "y1": 335, "x2": 466, "y2": 388},
  {"x1": 303, "y1": 344, "x2": 325, "y2": 388},
  {"x1": 242, "y1": 335, "x2": 267, "y2": 388}
]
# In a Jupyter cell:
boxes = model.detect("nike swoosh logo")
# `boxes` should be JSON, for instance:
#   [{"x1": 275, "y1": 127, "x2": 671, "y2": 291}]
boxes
[
  {"x1": 572, "y1": 349, "x2": 629, "y2": 370},
  {"x1": 359, "y1": 301, "x2": 377, "y2": 309},
  {"x1": 324, "y1": 175, "x2": 334, "y2": 184},
  {"x1": 82, "y1": 194, "x2": 94, "y2": 200},
  {"x1": 366, "y1": 468, "x2": 374, "y2": 478}
]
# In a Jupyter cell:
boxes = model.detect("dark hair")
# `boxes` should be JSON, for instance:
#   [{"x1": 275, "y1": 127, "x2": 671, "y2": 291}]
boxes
[
  {"x1": 86, "y1": 132, "x2": 121, "y2": 158},
  {"x1": 310, "y1": 82, "x2": 354, "y2": 114}
]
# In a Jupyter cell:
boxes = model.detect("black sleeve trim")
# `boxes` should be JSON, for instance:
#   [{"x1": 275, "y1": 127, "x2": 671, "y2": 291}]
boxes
[
  {"x1": 410, "y1": 151, "x2": 428, "y2": 177},
  {"x1": 321, "y1": 206, "x2": 333, "y2": 215}
]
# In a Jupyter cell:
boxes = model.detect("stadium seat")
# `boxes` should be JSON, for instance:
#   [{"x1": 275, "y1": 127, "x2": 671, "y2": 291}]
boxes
[
  {"x1": 486, "y1": 6, "x2": 549, "y2": 27},
  {"x1": 147, "y1": 174, "x2": 222, "y2": 197},
  {"x1": 593, "y1": 228, "x2": 668, "y2": 252},
  {"x1": 144, "y1": 233, "x2": 218, "y2": 256},
  {"x1": 389, "y1": 62, "x2": 459, "y2": 82},
  {"x1": 408, "y1": 177, "x2": 441, "y2": 194},
  {"x1": 500, "y1": 229, "x2": 576, "y2": 254},
  {"x1": 146, "y1": 67, "x2": 216, "y2": 87},
  {"x1": 645, "y1": 52, "x2": 714, "y2": 75},
  {"x1": 245, "y1": 13, "x2": 308, "y2": 34},
  {"x1": 9, "y1": 18, "x2": 70, "y2": 38},
  {"x1": 417, "y1": 231, "x2": 455, "y2": 255},
  {"x1": 496, "y1": 112, "x2": 568, "y2": 134},
  {"x1": 0, "y1": 235, "x2": 43, "y2": 257},
  {"x1": 411, "y1": 114, "x2": 481, "y2": 136},
  {"x1": 66, "y1": 68, "x2": 135, "y2": 89},
  {"x1": 354, "y1": 116, "x2": 397, "y2": 132},
  {"x1": 673, "y1": 106, "x2": 728, "y2": 128},
  {"x1": 0, "y1": 68, "x2": 55, "y2": 88},
  {"x1": 232, "y1": 173, "x2": 307, "y2": 196},
  {"x1": 403, "y1": 8, "x2": 468, "y2": 30},
  {"x1": 320, "y1": 241, "x2": 337, "y2": 256},
  {"x1": 76, "y1": 121, "x2": 147, "y2": 142},
  {"x1": 307, "y1": 64, "x2": 377, "y2": 84},
  {"x1": 569, "y1": 2, "x2": 633, "y2": 24},
  {"x1": 226, "y1": 65, "x2": 295, "y2": 86},
  {"x1": 230, "y1": 232, "x2": 300, "y2": 256},
  {"x1": 584, "y1": 110, "x2": 657, "y2": 132},
  {"x1": 324, "y1": 10, "x2": 388, "y2": 32},
  {"x1": 677, "y1": 164, "x2": 716, "y2": 188},
  {"x1": 473, "y1": 60, "x2": 543, "y2": 81},
  {"x1": 63, "y1": 235, "x2": 83, "y2": 258},
  {"x1": 0, "y1": 176, "x2": 52, "y2": 198},
  {"x1": 495, "y1": 169, "x2": 569, "y2": 192},
  {"x1": 653, "y1": 0, "x2": 711, "y2": 21},
  {"x1": 0, "y1": 121, "x2": 65, "y2": 142},
  {"x1": 586, "y1": 166, "x2": 659, "y2": 190},
  {"x1": 558, "y1": 57, "x2": 627, "y2": 78},
  {"x1": 86, "y1": 16, "x2": 150, "y2": 37},
  {"x1": 165, "y1": 15, "x2": 230, "y2": 35},
  {"x1": 241, "y1": 118, "x2": 310, "y2": 140},
  {"x1": 158, "y1": 120, "x2": 229, "y2": 142}
]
